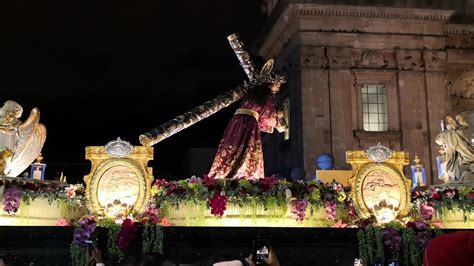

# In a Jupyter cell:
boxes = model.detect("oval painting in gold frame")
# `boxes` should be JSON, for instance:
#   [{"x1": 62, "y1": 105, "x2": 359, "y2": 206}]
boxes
[{"x1": 348, "y1": 153, "x2": 411, "y2": 222}]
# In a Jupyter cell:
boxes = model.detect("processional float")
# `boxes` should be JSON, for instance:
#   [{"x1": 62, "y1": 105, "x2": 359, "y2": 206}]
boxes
[{"x1": 84, "y1": 34, "x2": 286, "y2": 218}]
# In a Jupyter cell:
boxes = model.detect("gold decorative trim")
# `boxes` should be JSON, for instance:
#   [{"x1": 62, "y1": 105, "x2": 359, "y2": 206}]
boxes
[
  {"x1": 84, "y1": 146, "x2": 153, "y2": 217},
  {"x1": 347, "y1": 150, "x2": 411, "y2": 220},
  {"x1": 234, "y1": 108, "x2": 260, "y2": 121}
]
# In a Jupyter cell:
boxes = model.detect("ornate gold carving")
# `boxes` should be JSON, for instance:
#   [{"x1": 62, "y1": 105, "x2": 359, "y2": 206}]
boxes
[
  {"x1": 327, "y1": 47, "x2": 354, "y2": 69},
  {"x1": 396, "y1": 50, "x2": 424, "y2": 71},
  {"x1": 84, "y1": 145, "x2": 153, "y2": 218},
  {"x1": 300, "y1": 46, "x2": 327, "y2": 68},
  {"x1": 347, "y1": 150, "x2": 411, "y2": 221},
  {"x1": 424, "y1": 50, "x2": 447, "y2": 72},
  {"x1": 0, "y1": 149, "x2": 13, "y2": 176}
]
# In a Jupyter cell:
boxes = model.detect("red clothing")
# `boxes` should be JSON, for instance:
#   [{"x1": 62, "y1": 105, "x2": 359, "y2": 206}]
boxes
[
  {"x1": 423, "y1": 231, "x2": 474, "y2": 266},
  {"x1": 208, "y1": 95, "x2": 279, "y2": 180}
]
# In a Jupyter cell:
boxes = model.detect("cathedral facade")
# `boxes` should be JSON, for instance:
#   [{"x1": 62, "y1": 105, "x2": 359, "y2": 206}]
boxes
[{"x1": 256, "y1": 0, "x2": 474, "y2": 183}]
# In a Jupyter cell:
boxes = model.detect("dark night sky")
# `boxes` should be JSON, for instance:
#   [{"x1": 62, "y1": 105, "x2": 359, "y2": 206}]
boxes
[{"x1": 2, "y1": 0, "x2": 267, "y2": 181}]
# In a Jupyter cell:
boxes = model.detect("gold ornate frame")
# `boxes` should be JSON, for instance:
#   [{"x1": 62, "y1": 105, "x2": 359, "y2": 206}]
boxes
[
  {"x1": 84, "y1": 146, "x2": 153, "y2": 217},
  {"x1": 347, "y1": 150, "x2": 411, "y2": 219}
]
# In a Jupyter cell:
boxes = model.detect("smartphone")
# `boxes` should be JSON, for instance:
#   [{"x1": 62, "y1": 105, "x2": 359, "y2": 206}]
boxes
[
  {"x1": 85, "y1": 240, "x2": 96, "y2": 250},
  {"x1": 252, "y1": 239, "x2": 270, "y2": 265}
]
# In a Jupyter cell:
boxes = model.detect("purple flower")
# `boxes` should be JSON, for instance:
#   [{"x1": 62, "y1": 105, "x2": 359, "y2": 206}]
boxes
[
  {"x1": 291, "y1": 199, "x2": 308, "y2": 221},
  {"x1": 347, "y1": 201, "x2": 356, "y2": 217},
  {"x1": 116, "y1": 219, "x2": 138, "y2": 251},
  {"x1": 420, "y1": 202, "x2": 434, "y2": 221},
  {"x1": 413, "y1": 220, "x2": 428, "y2": 231},
  {"x1": 72, "y1": 217, "x2": 96, "y2": 247},
  {"x1": 416, "y1": 231, "x2": 432, "y2": 250},
  {"x1": 2, "y1": 187, "x2": 22, "y2": 214},
  {"x1": 188, "y1": 175, "x2": 201, "y2": 184},
  {"x1": 209, "y1": 189, "x2": 227, "y2": 217},
  {"x1": 324, "y1": 200, "x2": 337, "y2": 220},
  {"x1": 381, "y1": 228, "x2": 402, "y2": 251}
]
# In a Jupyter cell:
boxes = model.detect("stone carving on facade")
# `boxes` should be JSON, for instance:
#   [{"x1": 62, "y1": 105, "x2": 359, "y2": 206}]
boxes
[
  {"x1": 353, "y1": 49, "x2": 396, "y2": 69},
  {"x1": 396, "y1": 50, "x2": 425, "y2": 71},
  {"x1": 300, "y1": 46, "x2": 327, "y2": 68},
  {"x1": 424, "y1": 50, "x2": 447, "y2": 72},
  {"x1": 327, "y1": 47, "x2": 353, "y2": 69}
]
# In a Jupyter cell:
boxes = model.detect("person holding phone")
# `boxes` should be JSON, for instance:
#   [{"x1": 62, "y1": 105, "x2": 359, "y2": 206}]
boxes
[
  {"x1": 85, "y1": 241, "x2": 104, "y2": 266},
  {"x1": 245, "y1": 240, "x2": 280, "y2": 266},
  {"x1": 245, "y1": 249, "x2": 279, "y2": 266}
]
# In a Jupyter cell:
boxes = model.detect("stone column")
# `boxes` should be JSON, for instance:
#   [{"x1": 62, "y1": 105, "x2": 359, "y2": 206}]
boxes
[
  {"x1": 328, "y1": 47, "x2": 355, "y2": 168},
  {"x1": 424, "y1": 50, "x2": 449, "y2": 184},
  {"x1": 397, "y1": 49, "x2": 431, "y2": 180},
  {"x1": 300, "y1": 46, "x2": 331, "y2": 177}
]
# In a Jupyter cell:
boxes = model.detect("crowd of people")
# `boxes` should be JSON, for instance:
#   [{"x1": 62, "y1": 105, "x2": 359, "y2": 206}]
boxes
[{"x1": 80, "y1": 246, "x2": 280, "y2": 266}]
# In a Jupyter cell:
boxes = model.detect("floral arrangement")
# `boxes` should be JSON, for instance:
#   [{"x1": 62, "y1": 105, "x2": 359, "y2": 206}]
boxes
[
  {"x1": 2, "y1": 186, "x2": 22, "y2": 214},
  {"x1": 152, "y1": 175, "x2": 356, "y2": 224},
  {"x1": 357, "y1": 220, "x2": 443, "y2": 266},
  {"x1": 411, "y1": 185, "x2": 474, "y2": 222},
  {"x1": 69, "y1": 201, "x2": 168, "y2": 266},
  {"x1": 0, "y1": 178, "x2": 87, "y2": 219}
]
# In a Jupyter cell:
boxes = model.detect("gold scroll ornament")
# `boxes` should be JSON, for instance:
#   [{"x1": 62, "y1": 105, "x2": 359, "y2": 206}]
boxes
[
  {"x1": 84, "y1": 143, "x2": 153, "y2": 218},
  {"x1": 346, "y1": 149, "x2": 411, "y2": 221}
]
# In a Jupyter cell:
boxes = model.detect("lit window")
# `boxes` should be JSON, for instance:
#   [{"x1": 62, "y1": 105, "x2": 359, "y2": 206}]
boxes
[
  {"x1": 362, "y1": 84, "x2": 388, "y2": 132},
  {"x1": 283, "y1": 98, "x2": 290, "y2": 140}
]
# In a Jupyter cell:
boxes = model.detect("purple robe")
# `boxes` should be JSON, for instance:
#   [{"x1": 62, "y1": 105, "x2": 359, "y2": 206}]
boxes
[{"x1": 208, "y1": 95, "x2": 281, "y2": 180}]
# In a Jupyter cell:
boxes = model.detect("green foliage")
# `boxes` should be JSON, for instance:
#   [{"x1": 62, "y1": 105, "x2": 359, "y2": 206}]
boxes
[
  {"x1": 358, "y1": 224, "x2": 440, "y2": 266},
  {"x1": 106, "y1": 226, "x2": 124, "y2": 263},
  {"x1": 70, "y1": 243, "x2": 85, "y2": 266},
  {"x1": 142, "y1": 224, "x2": 164, "y2": 255},
  {"x1": 374, "y1": 227, "x2": 384, "y2": 262},
  {"x1": 357, "y1": 230, "x2": 368, "y2": 265},
  {"x1": 364, "y1": 225, "x2": 375, "y2": 265},
  {"x1": 404, "y1": 228, "x2": 421, "y2": 266}
]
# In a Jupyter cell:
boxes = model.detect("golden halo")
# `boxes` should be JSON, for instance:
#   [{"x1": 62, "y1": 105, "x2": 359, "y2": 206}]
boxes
[{"x1": 260, "y1": 59, "x2": 274, "y2": 77}]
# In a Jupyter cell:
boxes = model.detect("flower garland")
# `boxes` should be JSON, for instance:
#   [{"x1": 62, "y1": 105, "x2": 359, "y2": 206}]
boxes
[
  {"x1": 411, "y1": 185, "x2": 474, "y2": 222},
  {"x1": 142, "y1": 224, "x2": 164, "y2": 254},
  {"x1": 0, "y1": 179, "x2": 86, "y2": 216},
  {"x1": 69, "y1": 207, "x2": 169, "y2": 265},
  {"x1": 152, "y1": 176, "x2": 354, "y2": 223}
]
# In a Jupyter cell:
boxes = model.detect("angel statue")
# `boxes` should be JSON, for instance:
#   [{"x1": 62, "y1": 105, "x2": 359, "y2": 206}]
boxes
[
  {"x1": 0, "y1": 100, "x2": 46, "y2": 177},
  {"x1": 435, "y1": 115, "x2": 474, "y2": 183}
]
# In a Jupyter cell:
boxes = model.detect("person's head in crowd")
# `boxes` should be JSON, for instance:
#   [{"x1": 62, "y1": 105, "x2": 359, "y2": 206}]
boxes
[{"x1": 423, "y1": 231, "x2": 474, "y2": 266}]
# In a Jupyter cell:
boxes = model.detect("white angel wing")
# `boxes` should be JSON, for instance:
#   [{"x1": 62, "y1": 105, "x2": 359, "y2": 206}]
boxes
[{"x1": 4, "y1": 108, "x2": 46, "y2": 177}]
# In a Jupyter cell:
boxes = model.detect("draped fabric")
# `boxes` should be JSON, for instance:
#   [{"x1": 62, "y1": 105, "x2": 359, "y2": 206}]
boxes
[
  {"x1": 208, "y1": 95, "x2": 281, "y2": 180},
  {"x1": 435, "y1": 124, "x2": 474, "y2": 181}
]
